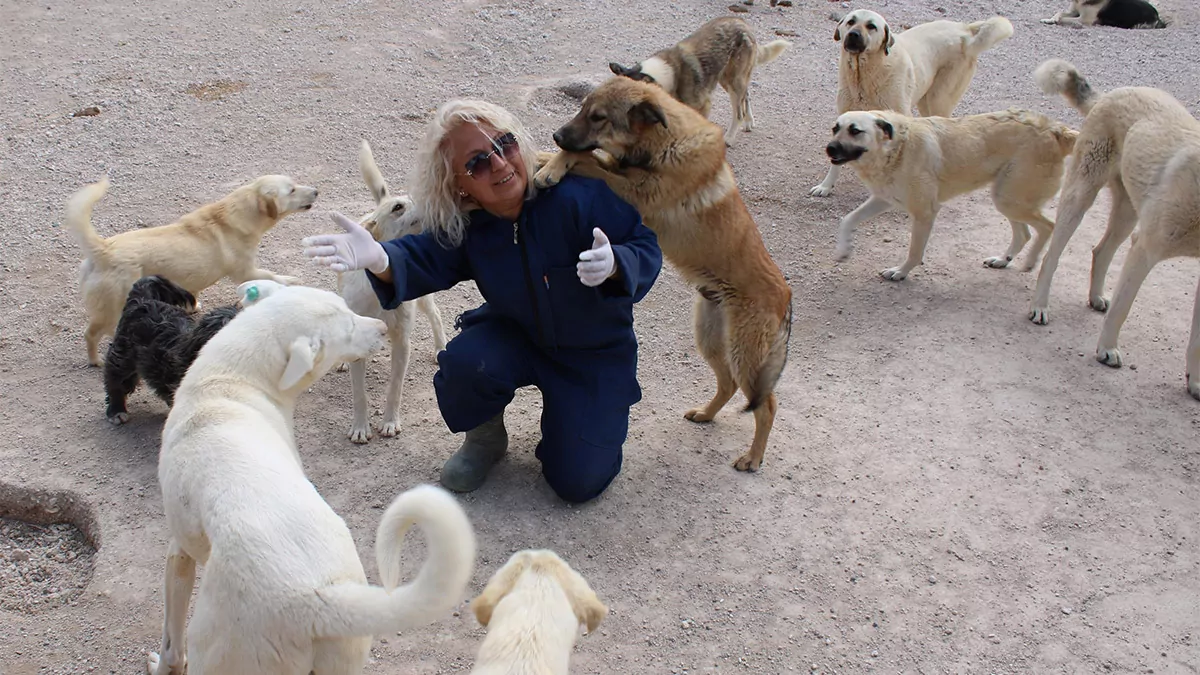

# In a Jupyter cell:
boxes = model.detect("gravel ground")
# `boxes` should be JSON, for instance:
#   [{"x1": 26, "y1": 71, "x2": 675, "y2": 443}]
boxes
[{"x1": 1, "y1": 0, "x2": 1198, "y2": 673}]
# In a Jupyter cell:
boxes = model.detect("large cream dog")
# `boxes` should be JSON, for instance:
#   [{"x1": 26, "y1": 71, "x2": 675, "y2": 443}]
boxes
[
  {"x1": 468, "y1": 549, "x2": 607, "y2": 675},
  {"x1": 826, "y1": 108, "x2": 1077, "y2": 280},
  {"x1": 534, "y1": 76, "x2": 794, "y2": 473},
  {"x1": 64, "y1": 175, "x2": 317, "y2": 366},
  {"x1": 147, "y1": 279, "x2": 475, "y2": 675},
  {"x1": 1027, "y1": 59, "x2": 1200, "y2": 327},
  {"x1": 809, "y1": 10, "x2": 1013, "y2": 197},
  {"x1": 339, "y1": 140, "x2": 447, "y2": 444}
]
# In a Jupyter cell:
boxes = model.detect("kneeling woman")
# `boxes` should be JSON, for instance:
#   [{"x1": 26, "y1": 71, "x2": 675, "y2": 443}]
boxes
[{"x1": 303, "y1": 100, "x2": 662, "y2": 503}]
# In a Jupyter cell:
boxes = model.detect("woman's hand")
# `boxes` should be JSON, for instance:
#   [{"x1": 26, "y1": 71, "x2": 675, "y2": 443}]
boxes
[
  {"x1": 577, "y1": 227, "x2": 617, "y2": 287},
  {"x1": 301, "y1": 212, "x2": 390, "y2": 275}
]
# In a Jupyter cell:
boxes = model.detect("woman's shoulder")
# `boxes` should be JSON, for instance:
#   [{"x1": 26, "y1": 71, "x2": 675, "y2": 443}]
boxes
[{"x1": 540, "y1": 173, "x2": 625, "y2": 208}]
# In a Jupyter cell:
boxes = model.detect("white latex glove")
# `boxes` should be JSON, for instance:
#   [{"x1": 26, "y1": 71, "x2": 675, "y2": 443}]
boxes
[
  {"x1": 577, "y1": 228, "x2": 617, "y2": 287},
  {"x1": 301, "y1": 212, "x2": 390, "y2": 274}
]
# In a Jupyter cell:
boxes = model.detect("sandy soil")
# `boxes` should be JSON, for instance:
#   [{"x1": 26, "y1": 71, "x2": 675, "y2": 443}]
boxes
[{"x1": 1, "y1": 0, "x2": 1198, "y2": 673}]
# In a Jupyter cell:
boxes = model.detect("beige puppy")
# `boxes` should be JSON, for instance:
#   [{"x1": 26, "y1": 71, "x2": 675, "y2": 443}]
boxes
[
  {"x1": 339, "y1": 140, "x2": 447, "y2": 444},
  {"x1": 810, "y1": 10, "x2": 1013, "y2": 197},
  {"x1": 63, "y1": 175, "x2": 317, "y2": 366},
  {"x1": 468, "y1": 549, "x2": 607, "y2": 675},
  {"x1": 148, "y1": 278, "x2": 476, "y2": 675},
  {"x1": 827, "y1": 108, "x2": 1077, "y2": 280},
  {"x1": 1027, "y1": 59, "x2": 1200, "y2": 327}
]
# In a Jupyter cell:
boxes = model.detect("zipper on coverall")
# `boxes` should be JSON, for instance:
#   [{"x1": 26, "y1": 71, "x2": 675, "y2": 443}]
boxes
[{"x1": 514, "y1": 219, "x2": 549, "y2": 348}]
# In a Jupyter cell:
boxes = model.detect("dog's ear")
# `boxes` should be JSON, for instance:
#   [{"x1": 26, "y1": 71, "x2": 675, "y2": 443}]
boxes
[
  {"x1": 883, "y1": 24, "x2": 894, "y2": 54},
  {"x1": 629, "y1": 100, "x2": 667, "y2": 130},
  {"x1": 548, "y1": 558, "x2": 608, "y2": 634},
  {"x1": 257, "y1": 187, "x2": 280, "y2": 219},
  {"x1": 237, "y1": 279, "x2": 285, "y2": 307},
  {"x1": 359, "y1": 140, "x2": 390, "y2": 204},
  {"x1": 834, "y1": 23, "x2": 843, "y2": 41},
  {"x1": 609, "y1": 62, "x2": 629, "y2": 76},
  {"x1": 470, "y1": 551, "x2": 533, "y2": 627},
  {"x1": 279, "y1": 335, "x2": 319, "y2": 390},
  {"x1": 874, "y1": 117, "x2": 895, "y2": 140}
]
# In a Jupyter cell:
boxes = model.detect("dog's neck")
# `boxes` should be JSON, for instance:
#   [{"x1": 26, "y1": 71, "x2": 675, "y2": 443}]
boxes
[{"x1": 472, "y1": 576, "x2": 581, "y2": 675}]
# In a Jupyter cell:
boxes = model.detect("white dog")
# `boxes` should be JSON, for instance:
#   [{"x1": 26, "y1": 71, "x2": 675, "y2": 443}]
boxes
[
  {"x1": 468, "y1": 549, "x2": 608, "y2": 675},
  {"x1": 148, "y1": 279, "x2": 475, "y2": 675},
  {"x1": 809, "y1": 10, "x2": 1013, "y2": 197},
  {"x1": 338, "y1": 140, "x2": 447, "y2": 443}
]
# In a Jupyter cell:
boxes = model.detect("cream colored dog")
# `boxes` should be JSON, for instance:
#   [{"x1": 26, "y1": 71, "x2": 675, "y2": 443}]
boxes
[
  {"x1": 148, "y1": 278, "x2": 476, "y2": 675},
  {"x1": 809, "y1": 10, "x2": 1013, "y2": 197},
  {"x1": 468, "y1": 549, "x2": 607, "y2": 675},
  {"x1": 338, "y1": 140, "x2": 447, "y2": 443},
  {"x1": 826, "y1": 108, "x2": 1077, "y2": 280},
  {"x1": 63, "y1": 175, "x2": 317, "y2": 366}
]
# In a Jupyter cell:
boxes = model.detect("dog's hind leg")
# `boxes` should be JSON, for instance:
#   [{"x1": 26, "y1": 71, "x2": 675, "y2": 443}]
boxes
[
  {"x1": 684, "y1": 296, "x2": 738, "y2": 424},
  {"x1": 348, "y1": 359, "x2": 373, "y2": 444},
  {"x1": 984, "y1": 219, "x2": 1032, "y2": 269},
  {"x1": 146, "y1": 540, "x2": 196, "y2": 675},
  {"x1": 726, "y1": 306, "x2": 785, "y2": 472},
  {"x1": 103, "y1": 342, "x2": 139, "y2": 425},
  {"x1": 918, "y1": 63, "x2": 977, "y2": 118},
  {"x1": 312, "y1": 637, "x2": 371, "y2": 675},
  {"x1": 1187, "y1": 277, "x2": 1200, "y2": 400},
  {"x1": 1095, "y1": 238, "x2": 1157, "y2": 368},
  {"x1": 416, "y1": 295, "x2": 448, "y2": 356},
  {"x1": 380, "y1": 324, "x2": 414, "y2": 438},
  {"x1": 1029, "y1": 162, "x2": 1112, "y2": 324},
  {"x1": 1087, "y1": 183, "x2": 1139, "y2": 313}
]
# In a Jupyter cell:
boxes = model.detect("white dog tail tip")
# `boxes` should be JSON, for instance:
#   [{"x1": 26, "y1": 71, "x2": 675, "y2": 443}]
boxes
[
  {"x1": 312, "y1": 484, "x2": 476, "y2": 639},
  {"x1": 964, "y1": 16, "x2": 1014, "y2": 58},
  {"x1": 1033, "y1": 58, "x2": 1098, "y2": 116},
  {"x1": 756, "y1": 39, "x2": 792, "y2": 65},
  {"x1": 64, "y1": 178, "x2": 112, "y2": 258}
]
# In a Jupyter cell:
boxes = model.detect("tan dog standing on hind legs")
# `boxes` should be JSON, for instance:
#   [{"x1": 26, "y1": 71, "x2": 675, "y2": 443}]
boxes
[
  {"x1": 535, "y1": 76, "x2": 793, "y2": 472},
  {"x1": 337, "y1": 140, "x2": 448, "y2": 443},
  {"x1": 810, "y1": 10, "x2": 1013, "y2": 197},
  {"x1": 826, "y1": 108, "x2": 1077, "y2": 280},
  {"x1": 608, "y1": 16, "x2": 791, "y2": 147}
]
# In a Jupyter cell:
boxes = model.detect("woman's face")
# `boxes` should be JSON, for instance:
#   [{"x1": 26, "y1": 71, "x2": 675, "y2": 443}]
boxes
[{"x1": 446, "y1": 122, "x2": 528, "y2": 218}]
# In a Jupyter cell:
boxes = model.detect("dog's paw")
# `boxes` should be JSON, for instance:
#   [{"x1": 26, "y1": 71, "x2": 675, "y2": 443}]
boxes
[
  {"x1": 335, "y1": 362, "x2": 349, "y2": 373},
  {"x1": 684, "y1": 407, "x2": 716, "y2": 423},
  {"x1": 1089, "y1": 295, "x2": 1110, "y2": 313},
  {"x1": 379, "y1": 419, "x2": 400, "y2": 437},
  {"x1": 1039, "y1": 17, "x2": 1056, "y2": 24},
  {"x1": 809, "y1": 184, "x2": 834, "y2": 198},
  {"x1": 107, "y1": 412, "x2": 130, "y2": 426},
  {"x1": 983, "y1": 256, "x2": 1012, "y2": 269},
  {"x1": 146, "y1": 651, "x2": 183, "y2": 675},
  {"x1": 732, "y1": 452, "x2": 761, "y2": 472},
  {"x1": 146, "y1": 652, "x2": 161, "y2": 675},
  {"x1": 833, "y1": 243, "x2": 853, "y2": 262},
  {"x1": 348, "y1": 425, "x2": 372, "y2": 444},
  {"x1": 1096, "y1": 347, "x2": 1123, "y2": 368},
  {"x1": 1029, "y1": 307, "x2": 1050, "y2": 325},
  {"x1": 534, "y1": 150, "x2": 559, "y2": 171},
  {"x1": 880, "y1": 267, "x2": 908, "y2": 281},
  {"x1": 533, "y1": 163, "x2": 567, "y2": 189}
]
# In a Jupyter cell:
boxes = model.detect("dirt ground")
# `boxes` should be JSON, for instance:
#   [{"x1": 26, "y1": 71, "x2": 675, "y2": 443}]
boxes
[{"x1": 1, "y1": 0, "x2": 1198, "y2": 672}]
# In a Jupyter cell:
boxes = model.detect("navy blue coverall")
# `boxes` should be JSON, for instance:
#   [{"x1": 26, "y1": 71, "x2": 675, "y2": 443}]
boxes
[{"x1": 366, "y1": 174, "x2": 663, "y2": 503}]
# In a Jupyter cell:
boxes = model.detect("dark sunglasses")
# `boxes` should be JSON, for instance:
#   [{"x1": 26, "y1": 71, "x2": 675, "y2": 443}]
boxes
[{"x1": 460, "y1": 132, "x2": 520, "y2": 179}]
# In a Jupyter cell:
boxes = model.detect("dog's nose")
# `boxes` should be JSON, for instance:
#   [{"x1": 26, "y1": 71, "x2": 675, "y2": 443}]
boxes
[{"x1": 825, "y1": 142, "x2": 840, "y2": 158}]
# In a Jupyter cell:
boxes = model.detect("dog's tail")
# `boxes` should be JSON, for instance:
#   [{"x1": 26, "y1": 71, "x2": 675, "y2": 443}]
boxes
[
  {"x1": 755, "y1": 39, "x2": 792, "y2": 66},
  {"x1": 359, "y1": 139, "x2": 390, "y2": 204},
  {"x1": 963, "y1": 16, "x2": 1014, "y2": 58},
  {"x1": 311, "y1": 484, "x2": 475, "y2": 639},
  {"x1": 745, "y1": 296, "x2": 793, "y2": 412},
  {"x1": 1034, "y1": 59, "x2": 1099, "y2": 117},
  {"x1": 64, "y1": 178, "x2": 112, "y2": 260}
]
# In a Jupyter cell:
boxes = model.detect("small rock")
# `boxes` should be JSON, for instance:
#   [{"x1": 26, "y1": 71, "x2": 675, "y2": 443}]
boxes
[
  {"x1": 776, "y1": 0, "x2": 793, "y2": 5},
  {"x1": 1061, "y1": 606, "x2": 1072, "y2": 615},
  {"x1": 728, "y1": 3, "x2": 750, "y2": 12},
  {"x1": 72, "y1": 106, "x2": 101, "y2": 117},
  {"x1": 928, "y1": 575, "x2": 937, "y2": 584}
]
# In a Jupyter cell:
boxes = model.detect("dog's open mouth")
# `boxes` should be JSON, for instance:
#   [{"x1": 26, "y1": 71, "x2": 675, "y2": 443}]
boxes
[{"x1": 826, "y1": 143, "x2": 866, "y2": 165}]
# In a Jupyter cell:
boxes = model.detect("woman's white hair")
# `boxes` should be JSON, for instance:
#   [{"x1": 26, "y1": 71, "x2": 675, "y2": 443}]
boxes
[{"x1": 411, "y1": 99, "x2": 539, "y2": 248}]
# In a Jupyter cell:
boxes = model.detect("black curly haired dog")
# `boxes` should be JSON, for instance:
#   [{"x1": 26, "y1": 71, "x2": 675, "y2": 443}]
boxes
[{"x1": 103, "y1": 275, "x2": 241, "y2": 425}]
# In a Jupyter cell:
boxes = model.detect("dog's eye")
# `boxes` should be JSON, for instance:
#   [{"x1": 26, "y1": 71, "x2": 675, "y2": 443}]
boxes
[
  {"x1": 391, "y1": 202, "x2": 405, "y2": 213},
  {"x1": 589, "y1": 113, "x2": 607, "y2": 123},
  {"x1": 866, "y1": 23, "x2": 876, "y2": 30},
  {"x1": 832, "y1": 124, "x2": 841, "y2": 134},
  {"x1": 849, "y1": 126, "x2": 862, "y2": 136},
  {"x1": 846, "y1": 18, "x2": 856, "y2": 25}
]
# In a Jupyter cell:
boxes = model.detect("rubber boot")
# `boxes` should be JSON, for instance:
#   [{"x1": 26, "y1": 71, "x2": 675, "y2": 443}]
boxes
[{"x1": 439, "y1": 412, "x2": 508, "y2": 493}]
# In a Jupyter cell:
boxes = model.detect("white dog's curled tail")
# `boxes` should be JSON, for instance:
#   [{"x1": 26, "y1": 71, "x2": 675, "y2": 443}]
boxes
[
  {"x1": 312, "y1": 484, "x2": 476, "y2": 639},
  {"x1": 1034, "y1": 59, "x2": 1098, "y2": 117},
  {"x1": 963, "y1": 16, "x2": 1014, "y2": 58},
  {"x1": 756, "y1": 39, "x2": 792, "y2": 66},
  {"x1": 64, "y1": 178, "x2": 111, "y2": 259}
]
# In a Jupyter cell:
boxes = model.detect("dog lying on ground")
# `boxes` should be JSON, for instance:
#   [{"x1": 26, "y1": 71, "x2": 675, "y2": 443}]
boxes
[
  {"x1": 535, "y1": 76, "x2": 794, "y2": 473},
  {"x1": 1042, "y1": 0, "x2": 1166, "y2": 29},
  {"x1": 468, "y1": 549, "x2": 607, "y2": 675},
  {"x1": 608, "y1": 16, "x2": 791, "y2": 147},
  {"x1": 1028, "y1": 60, "x2": 1200, "y2": 399},
  {"x1": 1027, "y1": 59, "x2": 1199, "y2": 327},
  {"x1": 103, "y1": 275, "x2": 240, "y2": 425},
  {"x1": 826, "y1": 108, "x2": 1078, "y2": 280},
  {"x1": 63, "y1": 175, "x2": 317, "y2": 366},
  {"x1": 147, "y1": 279, "x2": 475, "y2": 675},
  {"x1": 809, "y1": 10, "x2": 1013, "y2": 197},
  {"x1": 338, "y1": 141, "x2": 448, "y2": 443}
]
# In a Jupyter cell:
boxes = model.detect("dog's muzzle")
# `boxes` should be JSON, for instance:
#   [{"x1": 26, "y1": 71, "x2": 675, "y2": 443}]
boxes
[
  {"x1": 552, "y1": 126, "x2": 598, "y2": 153},
  {"x1": 843, "y1": 31, "x2": 866, "y2": 53},
  {"x1": 826, "y1": 141, "x2": 865, "y2": 165}
]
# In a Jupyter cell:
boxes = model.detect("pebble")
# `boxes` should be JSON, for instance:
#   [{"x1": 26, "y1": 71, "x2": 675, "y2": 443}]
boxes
[{"x1": 1061, "y1": 606, "x2": 1072, "y2": 615}]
